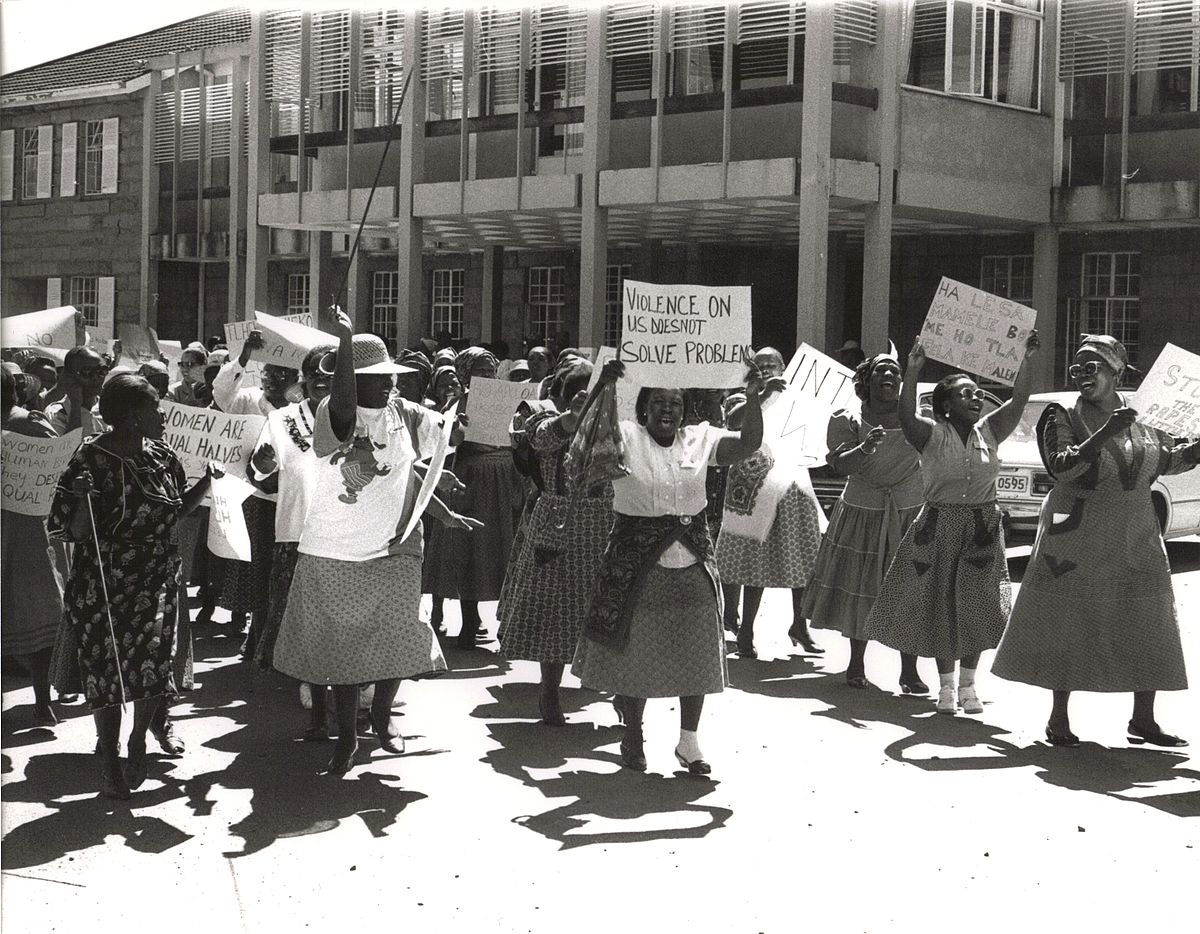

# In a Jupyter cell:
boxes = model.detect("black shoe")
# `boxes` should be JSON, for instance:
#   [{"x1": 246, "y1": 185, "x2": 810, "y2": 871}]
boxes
[
  {"x1": 620, "y1": 729, "x2": 646, "y2": 771},
  {"x1": 150, "y1": 720, "x2": 186, "y2": 756},
  {"x1": 124, "y1": 738, "x2": 148, "y2": 790},
  {"x1": 674, "y1": 747, "x2": 712, "y2": 777},
  {"x1": 845, "y1": 674, "x2": 870, "y2": 690},
  {"x1": 1045, "y1": 725, "x2": 1081, "y2": 747},
  {"x1": 736, "y1": 635, "x2": 757, "y2": 659},
  {"x1": 899, "y1": 678, "x2": 929, "y2": 696},
  {"x1": 1127, "y1": 720, "x2": 1187, "y2": 748},
  {"x1": 538, "y1": 691, "x2": 566, "y2": 727},
  {"x1": 326, "y1": 741, "x2": 358, "y2": 775},
  {"x1": 788, "y1": 623, "x2": 824, "y2": 654}
]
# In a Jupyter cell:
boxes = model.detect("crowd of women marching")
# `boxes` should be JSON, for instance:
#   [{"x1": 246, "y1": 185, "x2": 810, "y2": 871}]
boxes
[{"x1": 2, "y1": 311, "x2": 1196, "y2": 800}]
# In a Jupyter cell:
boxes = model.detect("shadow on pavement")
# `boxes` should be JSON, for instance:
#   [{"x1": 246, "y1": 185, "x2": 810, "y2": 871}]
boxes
[{"x1": 475, "y1": 681, "x2": 732, "y2": 851}]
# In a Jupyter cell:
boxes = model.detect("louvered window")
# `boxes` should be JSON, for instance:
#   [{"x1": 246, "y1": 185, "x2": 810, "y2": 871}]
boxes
[
  {"x1": 424, "y1": 7, "x2": 465, "y2": 120},
  {"x1": 735, "y1": 1, "x2": 805, "y2": 89},
  {"x1": 207, "y1": 83, "x2": 233, "y2": 160},
  {"x1": 905, "y1": 0, "x2": 1043, "y2": 110},
  {"x1": 358, "y1": 8, "x2": 405, "y2": 127},
  {"x1": 833, "y1": 0, "x2": 877, "y2": 69},
  {"x1": 669, "y1": 3, "x2": 726, "y2": 96},
  {"x1": 608, "y1": 2, "x2": 659, "y2": 100},
  {"x1": 477, "y1": 6, "x2": 523, "y2": 115},
  {"x1": 1059, "y1": 0, "x2": 1128, "y2": 78},
  {"x1": 264, "y1": 10, "x2": 309, "y2": 136},
  {"x1": 532, "y1": 6, "x2": 587, "y2": 156},
  {"x1": 533, "y1": 4, "x2": 587, "y2": 67},
  {"x1": 1131, "y1": 0, "x2": 1199, "y2": 113}
]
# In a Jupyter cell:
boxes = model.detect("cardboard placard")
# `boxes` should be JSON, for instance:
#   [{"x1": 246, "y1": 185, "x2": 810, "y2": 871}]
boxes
[
  {"x1": 1130, "y1": 342, "x2": 1200, "y2": 437},
  {"x1": 1, "y1": 306, "x2": 79, "y2": 351},
  {"x1": 783, "y1": 343, "x2": 860, "y2": 413},
  {"x1": 160, "y1": 400, "x2": 266, "y2": 487},
  {"x1": 761, "y1": 390, "x2": 835, "y2": 467},
  {"x1": 252, "y1": 310, "x2": 337, "y2": 370},
  {"x1": 1, "y1": 429, "x2": 83, "y2": 516},
  {"x1": 117, "y1": 322, "x2": 162, "y2": 365},
  {"x1": 207, "y1": 468, "x2": 255, "y2": 561},
  {"x1": 399, "y1": 402, "x2": 457, "y2": 544},
  {"x1": 463, "y1": 377, "x2": 541, "y2": 447},
  {"x1": 618, "y1": 279, "x2": 752, "y2": 388},
  {"x1": 918, "y1": 277, "x2": 1037, "y2": 386},
  {"x1": 158, "y1": 339, "x2": 184, "y2": 380}
]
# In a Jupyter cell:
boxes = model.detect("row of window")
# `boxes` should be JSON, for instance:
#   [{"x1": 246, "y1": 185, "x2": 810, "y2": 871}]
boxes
[
  {"x1": 0, "y1": 119, "x2": 119, "y2": 202},
  {"x1": 44, "y1": 276, "x2": 114, "y2": 335}
]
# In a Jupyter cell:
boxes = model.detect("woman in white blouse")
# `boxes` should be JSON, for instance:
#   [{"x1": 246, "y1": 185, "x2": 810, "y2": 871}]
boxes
[{"x1": 573, "y1": 358, "x2": 765, "y2": 776}]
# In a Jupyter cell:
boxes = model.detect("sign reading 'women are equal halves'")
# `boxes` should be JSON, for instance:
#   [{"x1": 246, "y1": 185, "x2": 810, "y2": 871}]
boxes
[
  {"x1": 919, "y1": 277, "x2": 1038, "y2": 387},
  {"x1": 619, "y1": 280, "x2": 753, "y2": 389}
]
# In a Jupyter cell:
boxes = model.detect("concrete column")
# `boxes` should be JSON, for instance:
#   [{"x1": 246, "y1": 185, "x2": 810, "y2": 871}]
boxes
[
  {"x1": 227, "y1": 55, "x2": 248, "y2": 323},
  {"x1": 245, "y1": 11, "x2": 272, "y2": 318},
  {"x1": 140, "y1": 70, "x2": 161, "y2": 330},
  {"x1": 795, "y1": 1, "x2": 834, "y2": 351},
  {"x1": 1032, "y1": 225, "x2": 1060, "y2": 392},
  {"x1": 397, "y1": 10, "x2": 427, "y2": 348},
  {"x1": 481, "y1": 245, "x2": 504, "y2": 344},
  {"x1": 309, "y1": 231, "x2": 333, "y2": 322},
  {"x1": 860, "y1": 0, "x2": 901, "y2": 356},
  {"x1": 579, "y1": 7, "x2": 612, "y2": 351}
]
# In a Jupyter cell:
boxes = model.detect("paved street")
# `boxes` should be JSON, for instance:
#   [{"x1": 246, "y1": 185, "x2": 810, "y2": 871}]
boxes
[{"x1": 4, "y1": 542, "x2": 1199, "y2": 934}]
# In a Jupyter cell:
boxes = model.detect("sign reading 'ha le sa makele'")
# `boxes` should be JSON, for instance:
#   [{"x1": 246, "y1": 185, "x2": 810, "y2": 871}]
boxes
[{"x1": 919, "y1": 277, "x2": 1038, "y2": 387}]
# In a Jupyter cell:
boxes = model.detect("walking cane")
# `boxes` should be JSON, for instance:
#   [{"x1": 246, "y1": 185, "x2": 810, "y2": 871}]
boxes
[{"x1": 85, "y1": 492, "x2": 128, "y2": 711}]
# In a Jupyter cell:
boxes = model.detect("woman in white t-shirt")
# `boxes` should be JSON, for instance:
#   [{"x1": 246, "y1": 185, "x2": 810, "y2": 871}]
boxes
[
  {"x1": 272, "y1": 312, "x2": 476, "y2": 775},
  {"x1": 573, "y1": 359, "x2": 765, "y2": 776}
]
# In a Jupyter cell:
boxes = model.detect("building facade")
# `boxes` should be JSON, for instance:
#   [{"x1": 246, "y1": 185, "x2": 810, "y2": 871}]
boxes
[{"x1": 3, "y1": 1, "x2": 1198, "y2": 389}]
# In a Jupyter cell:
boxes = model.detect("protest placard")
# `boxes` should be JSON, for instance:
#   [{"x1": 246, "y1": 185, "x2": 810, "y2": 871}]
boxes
[
  {"x1": 1130, "y1": 343, "x2": 1200, "y2": 437},
  {"x1": 161, "y1": 400, "x2": 265, "y2": 486},
  {"x1": 918, "y1": 277, "x2": 1037, "y2": 386},
  {"x1": 618, "y1": 280, "x2": 752, "y2": 388},
  {"x1": 783, "y1": 343, "x2": 860, "y2": 413},
  {"x1": 225, "y1": 312, "x2": 315, "y2": 389},
  {"x1": 207, "y1": 468, "x2": 255, "y2": 561},
  {"x1": 158, "y1": 339, "x2": 183, "y2": 380},
  {"x1": 1, "y1": 429, "x2": 82, "y2": 516},
  {"x1": 253, "y1": 310, "x2": 337, "y2": 370},
  {"x1": 400, "y1": 402, "x2": 457, "y2": 544},
  {"x1": 761, "y1": 390, "x2": 836, "y2": 467},
  {"x1": 463, "y1": 377, "x2": 542, "y2": 447},
  {"x1": 1, "y1": 306, "x2": 79, "y2": 351},
  {"x1": 587, "y1": 347, "x2": 638, "y2": 424},
  {"x1": 117, "y1": 322, "x2": 161, "y2": 364}
]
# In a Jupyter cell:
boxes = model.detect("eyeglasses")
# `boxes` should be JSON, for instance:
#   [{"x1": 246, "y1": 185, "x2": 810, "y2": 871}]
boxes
[
  {"x1": 1068, "y1": 361, "x2": 1105, "y2": 380},
  {"x1": 954, "y1": 387, "x2": 988, "y2": 401}
]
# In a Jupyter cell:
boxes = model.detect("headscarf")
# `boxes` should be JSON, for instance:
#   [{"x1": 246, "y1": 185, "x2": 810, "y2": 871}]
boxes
[
  {"x1": 546, "y1": 356, "x2": 593, "y2": 403},
  {"x1": 396, "y1": 349, "x2": 433, "y2": 396},
  {"x1": 432, "y1": 348, "x2": 457, "y2": 369},
  {"x1": 453, "y1": 346, "x2": 498, "y2": 388},
  {"x1": 1077, "y1": 334, "x2": 1128, "y2": 374},
  {"x1": 853, "y1": 352, "x2": 900, "y2": 402},
  {"x1": 427, "y1": 364, "x2": 458, "y2": 407}
]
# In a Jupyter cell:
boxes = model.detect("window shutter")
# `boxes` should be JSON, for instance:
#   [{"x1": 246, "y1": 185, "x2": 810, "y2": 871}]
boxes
[
  {"x1": 606, "y1": 2, "x2": 661, "y2": 58},
  {"x1": 311, "y1": 9, "x2": 351, "y2": 96},
  {"x1": 1133, "y1": 0, "x2": 1200, "y2": 73},
  {"x1": 36, "y1": 124, "x2": 53, "y2": 199},
  {"x1": 670, "y1": 3, "x2": 727, "y2": 52},
  {"x1": 533, "y1": 4, "x2": 588, "y2": 67},
  {"x1": 737, "y1": 2, "x2": 806, "y2": 43},
  {"x1": 180, "y1": 89, "x2": 201, "y2": 161},
  {"x1": 206, "y1": 84, "x2": 233, "y2": 160},
  {"x1": 154, "y1": 93, "x2": 176, "y2": 164},
  {"x1": 97, "y1": 277, "x2": 116, "y2": 339},
  {"x1": 0, "y1": 129, "x2": 13, "y2": 202},
  {"x1": 359, "y1": 8, "x2": 405, "y2": 96},
  {"x1": 100, "y1": 117, "x2": 119, "y2": 194},
  {"x1": 1060, "y1": 0, "x2": 1129, "y2": 78},
  {"x1": 46, "y1": 277, "x2": 62, "y2": 308},
  {"x1": 422, "y1": 8, "x2": 465, "y2": 82},
  {"x1": 60, "y1": 122, "x2": 77, "y2": 197}
]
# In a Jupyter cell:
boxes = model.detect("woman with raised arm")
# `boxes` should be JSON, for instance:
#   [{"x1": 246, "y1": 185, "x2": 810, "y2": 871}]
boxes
[
  {"x1": 573, "y1": 359, "x2": 764, "y2": 776},
  {"x1": 48, "y1": 374, "x2": 211, "y2": 799},
  {"x1": 862, "y1": 330, "x2": 1039, "y2": 715},
  {"x1": 993, "y1": 335, "x2": 1197, "y2": 747},
  {"x1": 803, "y1": 353, "x2": 928, "y2": 692},
  {"x1": 272, "y1": 312, "x2": 475, "y2": 775}
]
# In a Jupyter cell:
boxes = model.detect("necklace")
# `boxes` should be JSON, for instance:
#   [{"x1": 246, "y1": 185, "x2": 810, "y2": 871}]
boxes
[{"x1": 283, "y1": 402, "x2": 314, "y2": 453}]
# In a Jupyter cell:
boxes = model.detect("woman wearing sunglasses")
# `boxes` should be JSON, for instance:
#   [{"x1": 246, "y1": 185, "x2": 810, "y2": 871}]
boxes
[
  {"x1": 992, "y1": 335, "x2": 1197, "y2": 747},
  {"x1": 862, "y1": 329, "x2": 1039, "y2": 715}
]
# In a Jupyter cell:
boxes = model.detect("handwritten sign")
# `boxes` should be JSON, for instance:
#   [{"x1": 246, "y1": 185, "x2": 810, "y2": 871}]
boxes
[
  {"x1": 158, "y1": 339, "x2": 183, "y2": 380},
  {"x1": 587, "y1": 347, "x2": 638, "y2": 424},
  {"x1": 253, "y1": 310, "x2": 337, "y2": 370},
  {"x1": 117, "y1": 322, "x2": 162, "y2": 365},
  {"x1": 400, "y1": 402, "x2": 456, "y2": 544},
  {"x1": 919, "y1": 277, "x2": 1037, "y2": 386},
  {"x1": 1, "y1": 429, "x2": 83, "y2": 516},
  {"x1": 207, "y1": 468, "x2": 255, "y2": 561},
  {"x1": 463, "y1": 377, "x2": 541, "y2": 447},
  {"x1": 224, "y1": 312, "x2": 314, "y2": 389},
  {"x1": 619, "y1": 280, "x2": 752, "y2": 388},
  {"x1": 783, "y1": 343, "x2": 860, "y2": 412},
  {"x1": 761, "y1": 390, "x2": 836, "y2": 467},
  {"x1": 161, "y1": 400, "x2": 265, "y2": 486},
  {"x1": 1130, "y1": 343, "x2": 1200, "y2": 437},
  {"x1": 1, "y1": 306, "x2": 79, "y2": 351}
]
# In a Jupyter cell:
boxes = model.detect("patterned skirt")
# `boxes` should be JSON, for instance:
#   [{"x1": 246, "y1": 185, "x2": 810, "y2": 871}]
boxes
[
  {"x1": 862, "y1": 501, "x2": 1011, "y2": 660},
  {"x1": 803, "y1": 498, "x2": 923, "y2": 639},
  {"x1": 274, "y1": 552, "x2": 448, "y2": 685},
  {"x1": 253, "y1": 541, "x2": 300, "y2": 671},
  {"x1": 572, "y1": 563, "x2": 727, "y2": 698},
  {"x1": 220, "y1": 497, "x2": 276, "y2": 617},
  {"x1": 993, "y1": 487, "x2": 1187, "y2": 692},
  {"x1": 498, "y1": 492, "x2": 613, "y2": 664},
  {"x1": 1, "y1": 511, "x2": 64, "y2": 656},
  {"x1": 716, "y1": 485, "x2": 823, "y2": 588},
  {"x1": 423, "y1": 449, "x2": 524, "y2": 601}
]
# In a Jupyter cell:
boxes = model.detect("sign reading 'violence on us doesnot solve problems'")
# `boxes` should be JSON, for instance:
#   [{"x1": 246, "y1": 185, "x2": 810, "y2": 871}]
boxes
[{"x1": 619, "y1": 280, "x2": 752, "y2": 389}]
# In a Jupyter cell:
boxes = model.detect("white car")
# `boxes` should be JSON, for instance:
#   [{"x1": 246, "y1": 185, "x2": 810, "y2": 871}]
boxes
[{"x1": 996, "y1": 392, "x2": 1200, "y2": 540}]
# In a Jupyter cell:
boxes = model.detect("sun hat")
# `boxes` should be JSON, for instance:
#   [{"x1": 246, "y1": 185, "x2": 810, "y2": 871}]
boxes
[{"x1": 319, "y1": 334, "x2": 415, "y2": 375}]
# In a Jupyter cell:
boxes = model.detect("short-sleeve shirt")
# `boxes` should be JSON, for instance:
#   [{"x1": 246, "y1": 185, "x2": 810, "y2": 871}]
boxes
[
  {"x1": 920, "y1": 418, "x2": 1002, "y2": 504},
  {"x1": 611, "y1": 421, "x2": 731, "y2": 517},
  {"x1": 297, "y1": 398, "x2": 441, "y2": 562},
  {"x1": 254, "y1": 398, "x2": 319, "y2": 543}
]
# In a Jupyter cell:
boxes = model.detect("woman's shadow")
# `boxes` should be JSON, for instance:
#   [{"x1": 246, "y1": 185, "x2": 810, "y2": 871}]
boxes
[{"x1": 474, "y1": 681, "x2": 732, "y2": 850}]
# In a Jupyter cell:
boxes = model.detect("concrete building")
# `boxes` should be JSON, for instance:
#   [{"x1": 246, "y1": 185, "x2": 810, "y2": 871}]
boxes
[{"x1": 3, "y1": 1, "x2": 1198, "y2": 387}]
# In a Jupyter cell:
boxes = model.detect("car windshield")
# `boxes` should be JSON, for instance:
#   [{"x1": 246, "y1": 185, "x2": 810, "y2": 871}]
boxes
[{"x1": 1007, "y1": 404, "x2": 1043, "y2": 446}]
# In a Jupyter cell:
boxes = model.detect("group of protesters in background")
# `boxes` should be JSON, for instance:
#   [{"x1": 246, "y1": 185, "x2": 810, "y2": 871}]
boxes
[{"x1": 2, "y1": 309, "x2": 1195, "y2": 800}]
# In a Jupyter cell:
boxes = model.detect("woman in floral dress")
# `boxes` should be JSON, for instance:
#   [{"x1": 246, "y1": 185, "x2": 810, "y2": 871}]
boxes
[{"x1": 49, "y1": 374, "x2": 210, "y2": 799}]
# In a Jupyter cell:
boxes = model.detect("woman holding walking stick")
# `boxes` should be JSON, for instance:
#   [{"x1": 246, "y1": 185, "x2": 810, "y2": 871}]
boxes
[{"x1": 49, "y1": 374, "x2": 211, "y2": 799}]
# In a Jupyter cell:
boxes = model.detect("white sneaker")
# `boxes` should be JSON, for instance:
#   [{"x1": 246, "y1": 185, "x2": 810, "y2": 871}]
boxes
[
  {"x1": 959, "y1": 685, "x2": 983, "y2": 715},
  {"x1": 937, "y1": 685, "x2": 957, "y2": 714}
]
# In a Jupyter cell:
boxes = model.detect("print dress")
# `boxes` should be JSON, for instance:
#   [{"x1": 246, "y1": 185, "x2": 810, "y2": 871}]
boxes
[
  {"x1": 48, "y1": 438, "x2": 186, "y2": 709},
  {"x1": 993, "y1": 400, "x2": 1197, "y2": 692}
]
